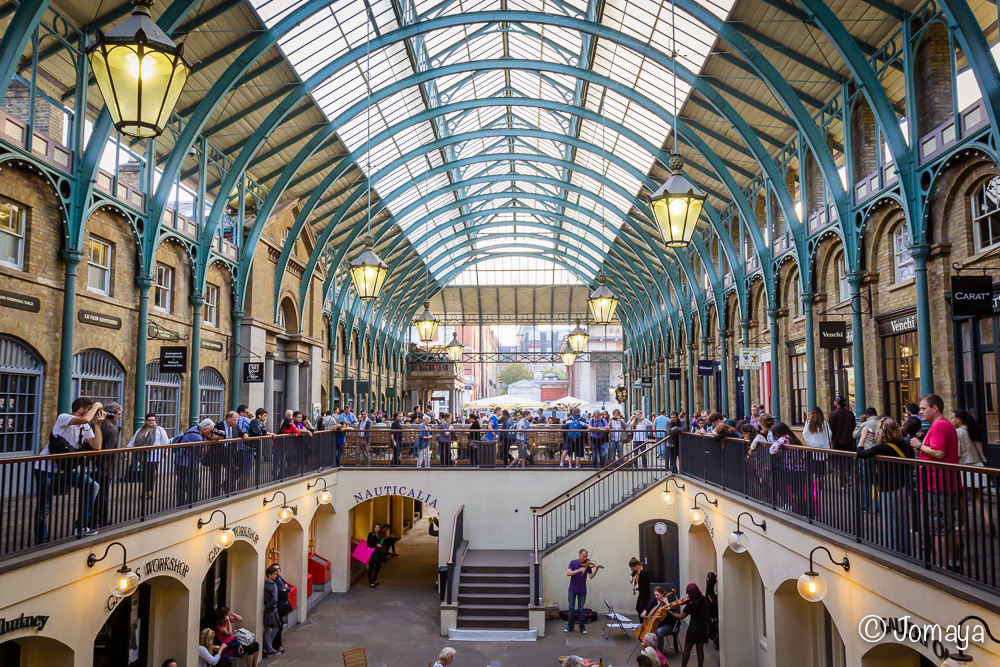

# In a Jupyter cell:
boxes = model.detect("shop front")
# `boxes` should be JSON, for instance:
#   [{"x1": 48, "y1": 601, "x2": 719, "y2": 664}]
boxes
[{"x1": 878, "y1": 309, "x2": 920, "y2": 422}]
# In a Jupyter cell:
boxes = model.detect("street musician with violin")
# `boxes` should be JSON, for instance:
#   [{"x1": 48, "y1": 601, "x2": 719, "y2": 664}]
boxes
[
  {"x1": 667, "y1": 583, "x2": 711, "y2": 667},
  {"x1": 629, "y1": 557, "x2": 651, "y2": 616},
  {"x1": 564, "y1": 549, "x2": 602, "y2": 634}
]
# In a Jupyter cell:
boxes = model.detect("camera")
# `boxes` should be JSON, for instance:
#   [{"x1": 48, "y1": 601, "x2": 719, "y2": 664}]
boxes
[{"x1": 212, "y1": 428, "x2": 227, "y2": 439}]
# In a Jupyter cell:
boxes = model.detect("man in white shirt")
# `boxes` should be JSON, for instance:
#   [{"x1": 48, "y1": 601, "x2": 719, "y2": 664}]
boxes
[
  {"x1": 35, "y1": 397, "x2": 106, "y2": 542},
  {"x1": 630, "y1": 410, "x2": 652, "y2": 468},
  {"x1": 355, "y1": 410, "x2": 373, "y2": 466},
  {"x1": 432, "y1": 647, "x2": 456, "y2": 667},
  {"x1": 514, "y1": 411, "x2": 532, "y2": 467}
]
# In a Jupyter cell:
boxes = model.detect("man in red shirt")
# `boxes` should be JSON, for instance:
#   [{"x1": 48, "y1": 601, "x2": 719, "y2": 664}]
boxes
[{"x1": 910, "y1": 393, "x2": 960, "y2": 569}]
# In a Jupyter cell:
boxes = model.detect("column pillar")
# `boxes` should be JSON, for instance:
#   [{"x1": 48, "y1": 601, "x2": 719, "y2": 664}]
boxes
[
  {"x1": 701, "y1": 334, "x2": 710, "y2": 411},
  {"x1": 328, "y1": 337, "x2": 337, "y2": 413},
  {"x1": 741, "y1": 319, "x2": 752, "y2": 417},
  {"x1": 719, "y1": 328, "x2": 729, "y2": 416},
  {"x1": 264, "y1": 354, "x2": 274, "y2": 417},
  {"x1": 229, "y1": 310, "x2": 244, "y2": 411},
  {"x1": 802, "y1": 292, "x2": 817, "y2": 414},
  {"x1": 286, "y1": 359, "x2": 301, "y2": 414},
  {"x1": 911, "y1": 244, "x2": 934, "y2": 396},
  {"x1": 663, "y1": 354, "x2": 672, "y2": 414},
  {"x1": 188, "y1": 294, "x2": 205, "y2": 427},
  {"x1": 848, "y1": 272, "x2": 867, "y2": 414},
  {"x1": 687, "y1": 342, "x2": 695, "y2": 417},
  {"x1": 767, "y1": 306, "x2": 781, "y2": 421},
  {"x1": 57, "y1": 249, "x2": 83, "y2": 414},
  {"x1": 132, "y1": 276, "x2": 153, "y2": 432}
]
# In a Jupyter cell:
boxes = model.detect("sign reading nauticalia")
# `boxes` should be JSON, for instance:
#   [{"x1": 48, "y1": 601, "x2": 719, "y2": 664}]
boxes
[{"x1": 353, "y1": 486, "x2": 438, "y2": 508}]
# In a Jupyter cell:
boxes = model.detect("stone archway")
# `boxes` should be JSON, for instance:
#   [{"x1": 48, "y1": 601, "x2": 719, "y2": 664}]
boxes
[
  {"x1": 773, "y1": 578, "x2": 846, "y2": 667},
  {"x1": 720, "y1": 548, "x2": 767, "y2": 667},
  {"x1": 861, "y1": 642, "x2": 936, "y2": 667},
  {"x1": 0, "y1": 634, "x2": 74, "y2": 667}
]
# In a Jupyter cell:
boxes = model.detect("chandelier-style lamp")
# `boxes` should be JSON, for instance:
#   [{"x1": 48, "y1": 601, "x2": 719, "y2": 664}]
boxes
[
  {"x1": 87, "y1": 0, "x2": 191, "y2": 138},
  {"x1": 559, "y1": 340, "x2": 577, "y2": 367},
  {"x1": 415, "y1": 302, "x2": 440, "y2": 343},
  {"x1": 567, "y1": 319, "x2": 589, "y2": 353},
  {"x1": 349, "y1": 236, "x2": 388, "y2": 301},
  {"x1": 446, "y1": 333, "x2": 464, "y2": 362},
  {"x1": 588, "y1": 271, "x2": 619, "y2": 324},
  {"x1": 649, "y1": 154, "x2": 706, "y2": 248}
]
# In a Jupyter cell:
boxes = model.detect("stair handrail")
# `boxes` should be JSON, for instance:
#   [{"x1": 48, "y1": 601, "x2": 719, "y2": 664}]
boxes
[{"x1": 445, "y1": 504, "x2": 465, "y2": 605}]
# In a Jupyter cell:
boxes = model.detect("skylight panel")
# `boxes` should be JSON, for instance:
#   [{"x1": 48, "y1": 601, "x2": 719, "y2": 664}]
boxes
[{"x1": 450, "y1": 257, "x2": 582, "y2": 285}]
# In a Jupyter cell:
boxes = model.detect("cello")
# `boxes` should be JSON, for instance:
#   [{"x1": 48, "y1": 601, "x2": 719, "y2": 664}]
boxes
[{"x1": 635, "y1": 588, "x2": 689, "y2": 640}]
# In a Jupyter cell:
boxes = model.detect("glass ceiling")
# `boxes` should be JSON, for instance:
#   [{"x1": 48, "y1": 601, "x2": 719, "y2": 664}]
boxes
[
  {"x1": 451, "y1": 256, "x2": 583, "y2": 285},
  {"x1": 250, "y1": 0, "x2": 737, "y2": 282}
]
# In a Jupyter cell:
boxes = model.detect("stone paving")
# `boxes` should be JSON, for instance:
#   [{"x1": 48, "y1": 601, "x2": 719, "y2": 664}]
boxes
[{"x1": 269, "y1": 516, "x2": 720, "y2": 667}]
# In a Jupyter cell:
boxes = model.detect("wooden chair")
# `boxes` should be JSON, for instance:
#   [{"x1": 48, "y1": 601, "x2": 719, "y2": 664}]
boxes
[{"x1": 343, "y1": 648, "x2": 368, "y2": 667}]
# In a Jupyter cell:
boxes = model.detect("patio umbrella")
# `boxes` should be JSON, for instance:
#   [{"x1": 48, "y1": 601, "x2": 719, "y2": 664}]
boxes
[
  {"x1": 544, "y1": 396, "x2": 589, "y2": 409},
  {"x1": 463, "y1": 395, "x2": 547, "y2": 410}
]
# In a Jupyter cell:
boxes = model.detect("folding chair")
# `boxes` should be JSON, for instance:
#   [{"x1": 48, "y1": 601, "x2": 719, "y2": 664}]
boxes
[
  {"x1": 343, "y1": 648, "x2": 368, "y2": 667},
  {"x1": 602, "y1": 599, "x2": 635, "y2": 640}
]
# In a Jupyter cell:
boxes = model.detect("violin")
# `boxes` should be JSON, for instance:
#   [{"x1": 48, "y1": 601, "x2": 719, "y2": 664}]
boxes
[
  {"x1": 635, "y1": 589, "x2": 689, "y2": 640},
  {"x1": 630, "y1": 570, "x2": 638, "y2": 595},
  {"x1": 579, "y1": 557, "x2": 604, "y2": 570}
]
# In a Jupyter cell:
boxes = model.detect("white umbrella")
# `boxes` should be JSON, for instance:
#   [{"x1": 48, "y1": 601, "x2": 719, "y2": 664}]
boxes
[
  {"x1": 463, "y1": 395, "x2": 547, "y2": 410},
  {"x1": 544, "y1": 395, "x2": 589, "y2": 409}
]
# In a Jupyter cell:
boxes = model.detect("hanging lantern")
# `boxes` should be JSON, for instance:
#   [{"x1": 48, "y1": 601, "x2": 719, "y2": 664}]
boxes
[
  {"x1": 446, "y1": 333, "x2": 464, "y2": 362},
  {"x1": 567, "y1": 320, "x2": 589, "y2": 353},
  {"x1": 348, "y1": 235, "x2": 388, "y2": 301},
  {"x1": 559, "y1": 341, "x2": 577, "y2": 367},
  {"x1": 414, "y1": 302, "x2": 440, "y2": 343},
  {"x1": 86, "y1": 0, "x2": 191, "y2": 138},
  {"x1": 649, "y1": 154, "x2": 706, "y2": 248},
  {"x1": 587, "y1": 271, "x2": 619, "y2": 325}
]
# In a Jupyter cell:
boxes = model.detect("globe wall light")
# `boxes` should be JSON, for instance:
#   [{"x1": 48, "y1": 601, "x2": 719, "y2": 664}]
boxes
[
  {"x1": 689, "y1": 491, "x2": 717, "y2": 526},
  {"x1": 348, "y1": 236, "x2": 388, "y2": 301},
  {"x1": 938, "y1": 615, "x2": 999, "y2": 665},
  {"x1": 307, "y1": 477, "x2": 333, "y2": 506},
  {"x1": 264, "y1": 490, "x2": 298, "y2": 524},
  {"x1": 728, "y1": 511, "x2": 766, "y2": 554},
  {"x1": 662, "y1": 476, "x2": 685, "y2": 505},
  {"x1": 797, "y1": 546, "x2": 850, "y2": 603},
  {"x1": 197, "y1": 509, "x2": 236, "y2": 550},
  {"x1": 86, "y1": 0, "x2": 190, "y2": 138},
  {"x1": 87, "y1": 541, "x2": 139, "y2": 598}
]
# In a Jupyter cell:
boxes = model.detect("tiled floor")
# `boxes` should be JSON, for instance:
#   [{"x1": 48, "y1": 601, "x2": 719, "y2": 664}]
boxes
[{"x1": 274, "y1": 516, "x2": 720, "y2": 667}]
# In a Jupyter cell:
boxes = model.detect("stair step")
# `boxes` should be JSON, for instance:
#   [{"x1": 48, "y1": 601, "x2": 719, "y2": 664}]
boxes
[
  {"x1": 458, "y1": 593, "x2": 529, "y2": 605},
  {"x1": 462, "y1": 564, "x2": 528, "y2": 574},
  {"x1": 457, "y1": 604, "x2": 528, "y2": 617},
  {"x1": 459, "y1": 584, "x2": 530, "y2": 596},
  {"x1": 460, "y1": 572, "x2": 530, "y2": 585},
  {"x1": 456, "y1": 615, "x2": 530, "y2": 629},
  {"x1": 447, "y1": 628, "x2": 537, "y2": 642}
]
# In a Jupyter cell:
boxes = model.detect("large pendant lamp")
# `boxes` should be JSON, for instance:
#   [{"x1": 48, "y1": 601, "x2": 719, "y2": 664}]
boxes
[
  {"x1": 559, "y1": 340, "x2": 577, "y2": 367},
  {"x1": 588, "y1": 271, "x2": 619, "y2": 324},
  {"x1": 567, "y1": 319, "x2": 589, "y2": 353},
  {"x1": 415, "y1": 302, "x2": 440, "y2": 343},
  {"x1": 446, "y1": 333, "x2": 464, "y2": 362},
  {"x1": 87, "y1": 0, "x2": 190, "y2": 138}
]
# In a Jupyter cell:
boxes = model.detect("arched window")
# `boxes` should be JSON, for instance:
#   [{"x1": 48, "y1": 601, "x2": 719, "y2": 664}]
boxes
[
  {"x1": 198, "y1": 368, "x2": 225, "y2": 423},
  {"x1": 893, "y1": 225, "x2": 915, "y2": 283},
  {"x1": 72, "y1": 349, "x2": 125, "y2": 407},
  {"x1": 276, "y1": 306, "x2": 286, "y2": 331},
  {"x1": 146, "y1": 361, "x2": 182, "y2": 437},
  {"x1": 0, "y1": 335, "x2": 42, "y2": 454},
  {"x1": 973, "y1": 176, "x2": 1000, "y2": 253}
]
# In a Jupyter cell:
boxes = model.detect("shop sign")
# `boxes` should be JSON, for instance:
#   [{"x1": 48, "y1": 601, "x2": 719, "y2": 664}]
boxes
[
  {"x1": 352, "y1": 485, "x2": 438, "y2": 508},
  {"x1": 879, "y1": 313, "x2": 916, "y2": 337},
  {"x1": 208, "y1": 525, "x2": 260, "y2": 563},
  {"x1": 792, "y1": 342, "x2": 807, "y2": 356},
  {"x1": 201, "y1": 339, "x2": 224, "y2": 352},
  {"x1": 739, "y1": 347, "x2": 762, "y2": 369},
  {"x1": 697, "y1": 360, "x2": 715, "y2": 376},
  {"x1": 386, "y1": 387, "x2": 396, "y2": 398},
  {"x1": 0, "y1": 289, "x2": 39, "y2": 312},
  {"x1": 818, "y1": 321, "x2": 848, "y2": 349},
  {"x1": 615, "y1": 386, "x2": 628, "y2": 403},
  {"x1": 668, "y1": 368, "x2": 682, "y2": 381},
  {"x1": 950, "y1": 275, "x2": 993, "y2": 317},
  {"x1": 78, "y1": 309, "x2": 122, "y2": 330},
  {"x1": 342, "y1": 379, "x2": 355, "y2": 395},
  {"x1": 640, "y1": 376, "x2": 653, "y2": 389},
  {"x1": 243, "y1": 362, "x2": 263, "y2": 383},
  {"x1": 357, "y1": 381, "x2": 370, "y2": 394},
  {"x1": 0, "y1": 613, "x2": 48, "y2": 636},
  {"x1": 159, "y1": 347, "x2": 187, "y2": 373},
  {"x1": 141, "y1": 557, "x2": 190, "y2": 578}
]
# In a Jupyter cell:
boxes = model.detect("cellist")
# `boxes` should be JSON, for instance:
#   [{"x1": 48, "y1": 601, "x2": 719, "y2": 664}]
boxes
[{"x1": 638, "y1": 586, "x2": 677, "y2": 654}]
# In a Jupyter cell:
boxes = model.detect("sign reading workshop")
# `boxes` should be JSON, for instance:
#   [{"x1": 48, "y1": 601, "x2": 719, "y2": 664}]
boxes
[
  {"x1": 951, "y1": 275, "x2": 993, "y2": 317},
  {"x1": 818, "y1": 321, "x2": 848, "y2": 349},
  {"x1": 159, "y1": 347, "x2": 188, "y2": 373}
]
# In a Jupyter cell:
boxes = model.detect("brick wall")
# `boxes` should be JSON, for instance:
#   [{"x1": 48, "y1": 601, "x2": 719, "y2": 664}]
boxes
[
  {"x1": 1, "y1": 80, "x2": 64, "y2": 144},
  {"x1": 913, "y1": 22, "x2": 954, "y2": 138},
  {"x1": 851, "y1": 99, "x2": 879, "y2": 180}
]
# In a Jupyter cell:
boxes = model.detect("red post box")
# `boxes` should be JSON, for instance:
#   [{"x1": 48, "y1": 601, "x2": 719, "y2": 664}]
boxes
[{"x1": 308, "y1": 554, "x2": 332, "y2": 585}]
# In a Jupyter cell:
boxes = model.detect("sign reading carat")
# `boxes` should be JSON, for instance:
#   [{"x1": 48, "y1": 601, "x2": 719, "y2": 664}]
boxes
[{"x1": 951, "y1": 275, "x2": 993, "y2": 317}]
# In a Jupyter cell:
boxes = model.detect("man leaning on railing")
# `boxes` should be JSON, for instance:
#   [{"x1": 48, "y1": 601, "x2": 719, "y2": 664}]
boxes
[{"x1": 175, "y1": 420, "x2": 216, "y2": 506}]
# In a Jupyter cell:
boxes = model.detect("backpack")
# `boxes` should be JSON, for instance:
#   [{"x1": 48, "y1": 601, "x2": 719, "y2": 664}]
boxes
[
  {"x1": 502, "y1": 418, "x2": 515, "y2": 443},
  {"x1": 170, "y1": 433, "x2": 185, "y2": 444},
  {"x1": 567, "y1": 418, "x2": 582, "y2": 441}
]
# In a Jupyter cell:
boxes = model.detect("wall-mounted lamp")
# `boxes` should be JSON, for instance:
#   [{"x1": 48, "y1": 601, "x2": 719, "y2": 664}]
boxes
[
  {"x1": 689, "y1": 491, "x2": 717, "y2": 526},
  {"x1": 264, "y1": 491, "x2": 298, "y2": 524},
  {"x1": 87, "y1": 541, "x2": 140, "y2": 598},
  {"x1": 197, "y1": 509, "x2": 235, "y2": 549},
  {"x1": 728, "y1": 511, "x2": 766, "y2": 554},
  {"x1": 939, "y1": 615, "x2": 1000, "y2": 665},
  {"x1": 663, "y1": 476, "x2": 686, "y2": 504},
  {"x1": 798, "y1": 546, "x2": 850, "y2": 602},
  {"x1": 307, "y1": 478, "x2": 333, "y2": 505}
]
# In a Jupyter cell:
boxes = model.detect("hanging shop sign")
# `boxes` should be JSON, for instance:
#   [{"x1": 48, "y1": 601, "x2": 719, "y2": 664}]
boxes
[
  {"x1": 878, "y1": 311, "x2": 917, "y2": 337},
  {"x1": 697, "y1": 360, "x2": 715, "y2": 376},
  {"x1": 668, "y1": 368, "x2": 682, "y2": 381},
  {"x1": 357, "y1": 381, "x2": 371, "y2": 395},
  {"x1": 0, "y1": 289, "x2": 40, "y2": 312},
  {"x1": 950, "y1": 275, "x2": 994, "y2": 317},
  {"x1": 615, "y1": 386, "x2": 628, "y2": 403},
  {"x1": 243, "y1": 362, "x2": 263, "y2": 383},
  {"x1": 640, "y1": 376, "x2": 653, "y2": 389},
  {"x1": 386, "y1": 388, "x2": 396, "y2": 398},
  {"x1": 0, "y1": 613, "x2": 49, "y2": 637},
  {"x1": 78, "y1": 309, "x2": 122, "y2": 330},
  {"x1": 159, "y1": 347, "x2": 188, "y2": 373},
  {"x1": 342, "y1": 379, "x2": 355, "y2": 395},
  {"x1": 818, "y1": 321, "x2": 848, "y2": 349},
  {"x1": 200, "y1": 339, "x2": 224, "y2": 352},
  {"x1": 739, "y1": 347, "x2": 763, "y2": 369}
]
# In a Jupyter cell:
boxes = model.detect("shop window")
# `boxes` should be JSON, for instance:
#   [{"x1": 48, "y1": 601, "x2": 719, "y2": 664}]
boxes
[
  {"x1": 973, "y1": 176, "x2": 1000, "y2": 253},
  {"x1": 199, "y1": 367, "x2": 225, "y2": 422},
  {"x1": 789, "y1": 353, "x2": 807, "y2": 425},
  {"x1": 146, "y1": 361, "x2": 181, "y2": 437},
  {"x1": 893, "y1": 226, "x2": 914, "y2": 283},
  {"x1": 72, "y1": 349, "x2": 124, "y2": 407},
  {"x1": 153, "y1": 263, "x2": 174, "y2": 313},
  {"x1": 830, "y1": 345, "x2": 855, "y2": 412},
  {"x1": 0, "y1": 335, "x2": 42, "y2": 454},
  {"x1": 204, "y1": 283, "x2": 219, "y2": 327},
  {"x1": 0, "y1": 201, "x2": 25, "y2": 270},
  {"x1": 883, "y1": 331, "x2": 920, "y2": 421},
  {"x1": 87, "y1": 236, "x2": 112, "y2": 295},
  {"x1": 836, "y1": 254, "x2": 850, "y2": 303}
]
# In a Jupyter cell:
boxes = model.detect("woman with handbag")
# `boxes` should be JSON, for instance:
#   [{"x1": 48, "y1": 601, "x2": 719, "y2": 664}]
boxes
[
  {"x1": 197, "y1": 628, "x2": 230, "y2": 667},
  {"x1": 215, "y1": 607, "x2": 259, "y2": 667}
]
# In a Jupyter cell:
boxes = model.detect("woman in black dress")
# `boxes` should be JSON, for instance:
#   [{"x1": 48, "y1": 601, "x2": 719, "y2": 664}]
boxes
[
  {"x1": 629, "y1": 557, "x2": 650, "y2": 616},
  {"x1": 468, "y1": 413, "x2": 481, "y2": 466},
  {"x1": 668, "y1": 583, "x2": 710, "y2": 667}
]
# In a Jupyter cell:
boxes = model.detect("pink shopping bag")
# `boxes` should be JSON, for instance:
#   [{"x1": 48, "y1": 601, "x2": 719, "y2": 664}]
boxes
[{"x1": 352, "y1": 540, "x2": 375, "y2": 564}]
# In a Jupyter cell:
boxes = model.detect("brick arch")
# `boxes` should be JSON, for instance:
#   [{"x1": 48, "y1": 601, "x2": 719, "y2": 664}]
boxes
[
  {"x1": 928, "y1": 153, "x2": 1000, "y2": 255},
  {"x1": 777, "y1": 258, "x2": 800, "y2": 315},
  {"x1": 813, "y1": 234, "x2": 847, "y2": 304},
  {"x1": 864, "y1": 204, "x2": 908, "y2": 285}
]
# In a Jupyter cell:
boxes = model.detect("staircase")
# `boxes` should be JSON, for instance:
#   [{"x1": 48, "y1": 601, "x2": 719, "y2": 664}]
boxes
[{"x1": 449, "y1": 550, "x2": 537, "y2": 641}]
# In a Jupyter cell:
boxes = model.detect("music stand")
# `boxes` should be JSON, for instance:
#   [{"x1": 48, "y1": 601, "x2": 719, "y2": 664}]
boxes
[{"x1": 601, "y1": 599, "x2": 635, "y2": 641}]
